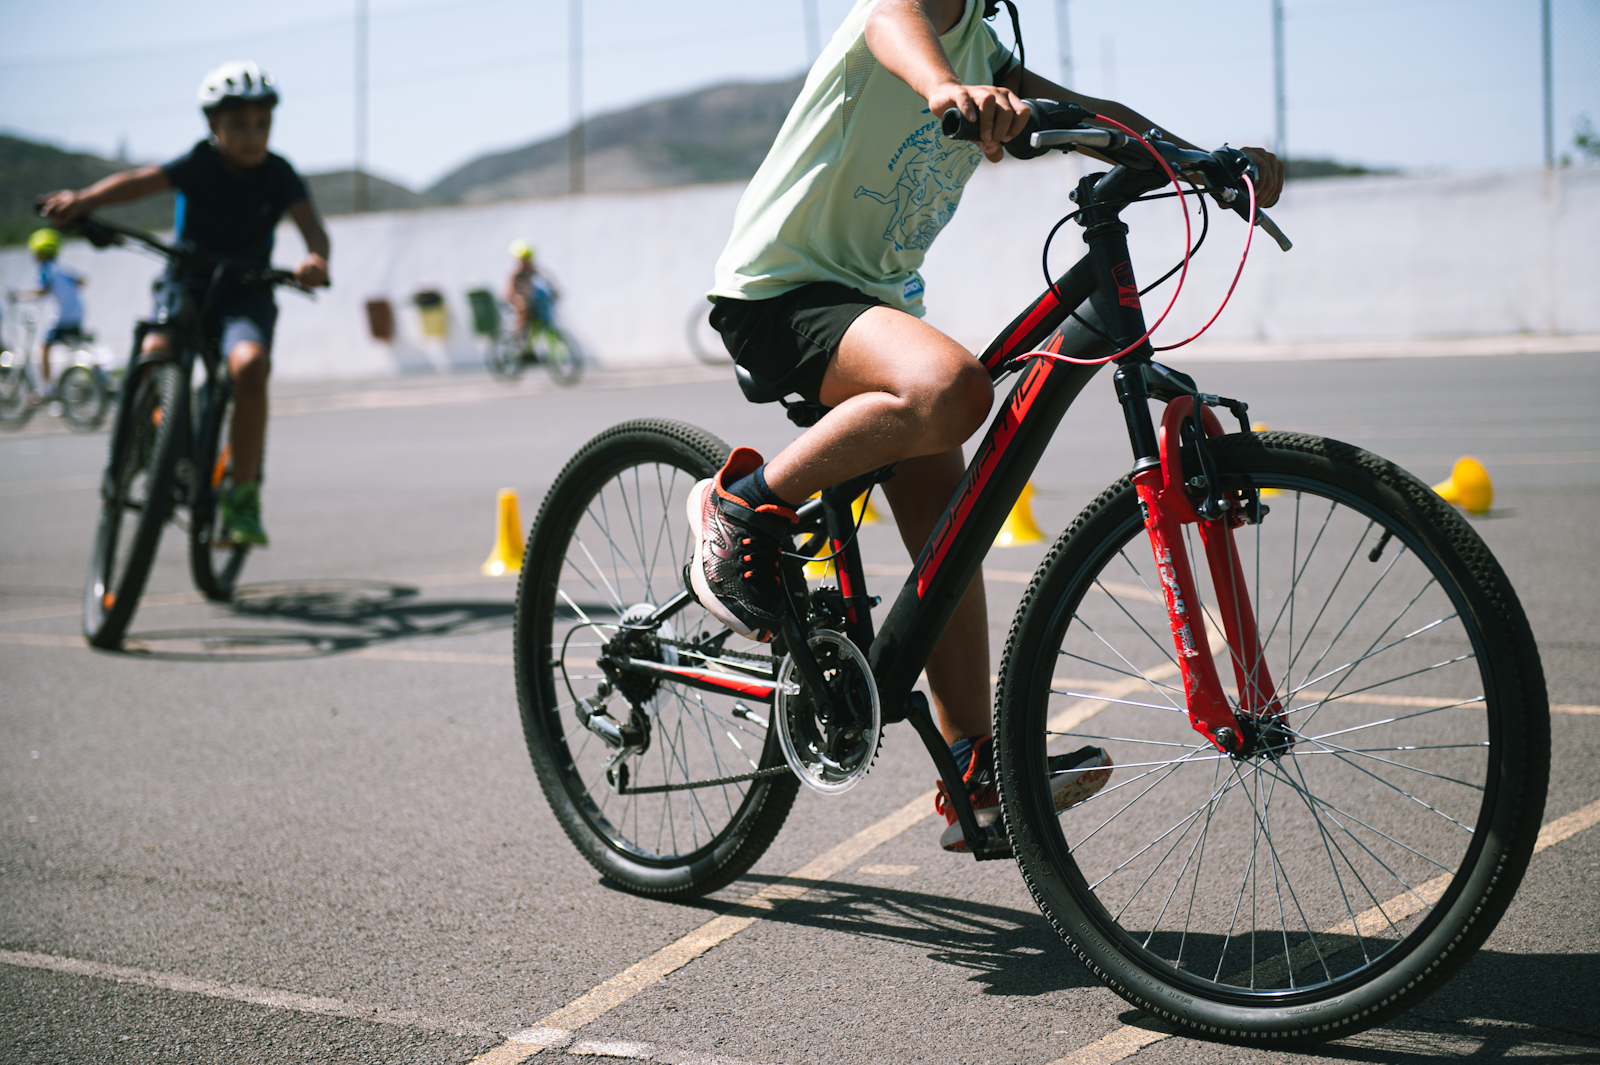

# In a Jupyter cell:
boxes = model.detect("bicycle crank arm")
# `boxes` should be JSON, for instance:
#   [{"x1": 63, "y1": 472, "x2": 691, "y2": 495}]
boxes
[{"x1": 905, "y1": 692, "x2": 1011, "y2": 860}]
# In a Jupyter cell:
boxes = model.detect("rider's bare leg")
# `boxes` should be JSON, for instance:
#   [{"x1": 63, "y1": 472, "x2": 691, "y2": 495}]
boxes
[
  {"x1": 228, "y1": 340, "x2": 268, "y2": 484},
  {"x1": 879, "y1": 448, "x2": 993, "y2": 743},
  {"x1": 761, "y1": 305, "x2": 995, "y2": 744}
]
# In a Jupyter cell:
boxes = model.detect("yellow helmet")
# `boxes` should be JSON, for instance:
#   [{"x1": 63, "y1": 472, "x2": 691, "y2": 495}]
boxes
[
  {"x1": 29, "y1": 228, "x2": 62, "y2": 259},
  {"x1": 508, "y1": 239, "x2": 534, "y2": 261}
]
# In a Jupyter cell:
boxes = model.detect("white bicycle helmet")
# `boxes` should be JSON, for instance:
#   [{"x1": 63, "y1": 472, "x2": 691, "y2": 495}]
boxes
[{"x1": 198, "y1": 60, "x2": 279, "y2": 112}]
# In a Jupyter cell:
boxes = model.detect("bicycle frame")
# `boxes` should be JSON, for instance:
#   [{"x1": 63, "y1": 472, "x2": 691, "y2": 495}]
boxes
[
  {"x1": 622, "y1": 163, "x2": 1280, "y2": 851},
  {"x1": 101, "y1": 274, "x2": 237, "y2": 513}
]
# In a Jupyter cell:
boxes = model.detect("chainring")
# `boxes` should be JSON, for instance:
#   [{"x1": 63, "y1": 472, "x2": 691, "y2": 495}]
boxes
[{"x1": 773, "y1": 629, "x2": 880, "y2": 794}]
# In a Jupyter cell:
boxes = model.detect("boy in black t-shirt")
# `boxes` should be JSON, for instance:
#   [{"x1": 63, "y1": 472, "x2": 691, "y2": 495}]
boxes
[{"x1": 44, "y1": 60, "x2": 329, "y2": 547}]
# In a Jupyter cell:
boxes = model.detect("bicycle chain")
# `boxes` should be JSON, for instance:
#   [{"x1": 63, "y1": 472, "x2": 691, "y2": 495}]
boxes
[
  {"x1": 616, "y1": 764, "x2": 792, "y2": 795},
  {"x1": 657, "y1": 637, "x2": 776, "y2": 669}
]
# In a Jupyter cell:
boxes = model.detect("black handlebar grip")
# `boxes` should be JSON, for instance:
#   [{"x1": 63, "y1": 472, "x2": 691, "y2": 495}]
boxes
[{"x1": 941, "y1": 107, "x2": 977, "y2": 141}]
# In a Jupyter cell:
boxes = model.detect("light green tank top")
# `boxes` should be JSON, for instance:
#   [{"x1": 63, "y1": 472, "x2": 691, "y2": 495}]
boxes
[{"x1": 709, "y1": 0, "x2": 1011, "y2": 316}]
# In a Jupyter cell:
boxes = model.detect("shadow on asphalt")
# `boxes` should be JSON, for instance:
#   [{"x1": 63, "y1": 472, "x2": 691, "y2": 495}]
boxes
[
  {"x1": 111, "y1": 578, "x2": 514, "y2": 662},
  {"x1": 622, "y1": 871, "x2": 1599, "y2": 1054}
]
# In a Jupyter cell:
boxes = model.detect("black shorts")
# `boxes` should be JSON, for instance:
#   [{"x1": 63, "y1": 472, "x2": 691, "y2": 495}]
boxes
[{"x1": 709, "y1": 282, "x2": 885, "y2": 404}]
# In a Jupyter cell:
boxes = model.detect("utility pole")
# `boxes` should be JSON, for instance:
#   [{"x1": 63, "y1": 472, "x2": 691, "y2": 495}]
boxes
[
  {"x1": 354, "y1": 0, "x2": 369, "y2": 211},
  {"x1": 1272, "y1": 0, "x2": 1286, "y2": 164},
  {"x1": 569, "y1": 0, "x2": 585, "y2": 195},
  {"x1": 1542, "y1": 0, "x2": 1554, "y2": 167},
  {"x1": 803, "y1": 0, "x2": 821, "y2": 65},
  {"x1": 1055, "y1": 0, "x2": 1073, "y2": 89}
]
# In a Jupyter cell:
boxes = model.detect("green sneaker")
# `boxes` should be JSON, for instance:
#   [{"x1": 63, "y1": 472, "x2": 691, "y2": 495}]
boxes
[{"x1": 219, "y1": 481, "x2": 269, "y2": 548}]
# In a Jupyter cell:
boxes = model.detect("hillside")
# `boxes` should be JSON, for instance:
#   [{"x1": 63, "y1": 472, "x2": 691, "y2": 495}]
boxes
[
  {"x1": 0, "y1": 137, "x2": 430, "y2": 245},
  {"x1": 427, "y1": 75, "x2": 807, "y2": 202},
  {"x1": 0, "y1": 135, "x2": 175, "y2": 245}
]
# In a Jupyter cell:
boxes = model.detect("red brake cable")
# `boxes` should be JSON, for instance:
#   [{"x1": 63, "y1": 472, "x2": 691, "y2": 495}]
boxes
[
  {"x1": 1028, "y1": 113, "x2": 1191, "y2": 366},
  {"x1": 1153, "y1": 172, "x2": 1256, "y2": 351}
]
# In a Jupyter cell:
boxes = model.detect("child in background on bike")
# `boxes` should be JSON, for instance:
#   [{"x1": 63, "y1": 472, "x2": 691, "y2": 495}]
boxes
[
  {"x1": 505, "y1": 240, "x2": 558, "y2": 341},
  {"x1": 24, "y1": 227, "x2": 86, "y2": 393},
  {"x1": 42, "y1": 60, "x2": 329, "y2": 547},
  {"x1": 694, "y1": 0, "x2": 1284, "y2": 851}
]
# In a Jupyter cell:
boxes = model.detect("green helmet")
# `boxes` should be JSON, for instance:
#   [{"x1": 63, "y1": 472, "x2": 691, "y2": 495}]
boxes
[{"x1": 29, "y1": 228, "x2": 62, "y2": 259}]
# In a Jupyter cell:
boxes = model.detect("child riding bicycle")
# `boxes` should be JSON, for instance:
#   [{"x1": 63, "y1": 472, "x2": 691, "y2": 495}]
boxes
[
  {"x1": 41, "y1": 60, "x2": 330, "y2": 547},
  {"x1": 23, "y1": 227, "x2": 87, "y2": 394},
  {"x1": 694, "y1": 0, "x2": 1284, "y2": 851},
  {"x1": 505, "y1": 239, "x2": 559, "y2": 342}
]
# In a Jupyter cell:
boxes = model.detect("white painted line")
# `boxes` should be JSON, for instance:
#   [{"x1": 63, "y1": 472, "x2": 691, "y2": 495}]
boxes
[
  {"x1": 571, "y1": 1039, "x2": 656, "y2": 1058},
  {"x1": 0, "y1": 948, "x2": 489, "y2": 1035},
  {"x1": 467, "y1": 790, "x2": 937, "y2": 1064},
  {"x1": 856, "y1": 864, "x2": 920, "y2": 876},
  {"x1": 1043, "y1": 795, "x2": 1600, "y2": 1065}
]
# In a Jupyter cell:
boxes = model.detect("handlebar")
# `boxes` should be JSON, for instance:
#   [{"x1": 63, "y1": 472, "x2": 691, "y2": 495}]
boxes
[
  {"x1": 34, "y1": 209, "x2": 316, "y2": 292},
  {"x1": 940, "y1": 100, "x2": 1292, "y2": 252}
]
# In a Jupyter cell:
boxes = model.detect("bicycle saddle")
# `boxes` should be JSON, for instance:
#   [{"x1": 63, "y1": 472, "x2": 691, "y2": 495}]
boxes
[{"x1": 734, "y1": 363, "x2": 829, "y2": 428}]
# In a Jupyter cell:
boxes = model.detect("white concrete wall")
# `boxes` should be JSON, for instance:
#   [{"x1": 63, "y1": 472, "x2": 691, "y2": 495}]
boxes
[{"x1": 4, "y1": 162, "x2": 1595, "y2": 379}]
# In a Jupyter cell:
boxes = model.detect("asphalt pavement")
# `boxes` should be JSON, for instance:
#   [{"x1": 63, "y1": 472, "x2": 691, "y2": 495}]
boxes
[{"x1": 3, "y1": 352, "x2": 1598, "y2": 1065}]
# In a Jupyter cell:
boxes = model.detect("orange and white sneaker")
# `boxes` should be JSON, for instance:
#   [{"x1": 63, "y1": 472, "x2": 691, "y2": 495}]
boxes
[
  {"x1": 936, "y1": 736, "x2": 1112, "y2": 853},
  {"x1": 685, "y1": 447, "x2": 798, "y2": 643}
]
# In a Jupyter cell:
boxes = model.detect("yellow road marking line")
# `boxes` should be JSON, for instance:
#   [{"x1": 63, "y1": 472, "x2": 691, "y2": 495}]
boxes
[
  {"x1": 1044, "y1": 795, "x2": 1600, "y2": 1065},
  {"x1": 468, "y1": 790, "x2": 937, "y2": 1064},
  {"x1": 0, "y1": 948, "x2": 488, "y2": 1035},
  {"x1": 353, "y1": 648, "x2": 513, "y2": 666},
  {"x1": 0, "y1": 473, "x2": 99, "y2": 498},
  {"x1": 0, "y1": 591, "x2": 206, "y2": 626}
]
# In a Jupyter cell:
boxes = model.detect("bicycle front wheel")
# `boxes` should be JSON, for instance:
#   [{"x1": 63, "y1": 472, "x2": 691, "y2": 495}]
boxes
[
  {"x1": 514, "y1": 419, "x2": 797, "y2": 898},
  {"x1": 188, "y1": 380, "x2": 250, "y2": 601},
  {"x1": 84, "y1": 362, "x2": 187, "y2": 648},
  {"x1": 538, "y1": 328, "x2": 583, "y2": 387},
  {"x1": 996, "y1": 431, "x2": 1548, "y2": 1044}
]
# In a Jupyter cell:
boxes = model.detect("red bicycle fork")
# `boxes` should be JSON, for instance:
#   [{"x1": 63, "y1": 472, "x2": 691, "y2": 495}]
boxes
[{"x1": 1132, "y1": 399, "x2": 1283, "y2": 754}]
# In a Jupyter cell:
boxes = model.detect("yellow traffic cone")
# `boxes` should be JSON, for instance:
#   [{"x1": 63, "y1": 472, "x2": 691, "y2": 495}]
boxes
[
  {"x1": 481, "y1": 488, "x2": 526, "y2": 576},
  {"x1": 1251, "y1": 423, "x2": 1281, "y2": 496},
  {"x1": 1433, "y1": 457, "x2": 1493, "y2": 515},
  {"x1": 995, "y1": 481, "x2": 1046, "y2": 546},
  {"x1": 802, "y1": 490, "x2": 883, "y2": 579}
]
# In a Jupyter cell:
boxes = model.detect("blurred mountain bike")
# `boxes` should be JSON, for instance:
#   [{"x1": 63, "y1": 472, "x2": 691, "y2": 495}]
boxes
[
  {"x1": 0, "y1": 290, "x2": 112, "y2": 432},
  {"x1": 470, "y1": 288, "x2": 582, "y2": 386}
]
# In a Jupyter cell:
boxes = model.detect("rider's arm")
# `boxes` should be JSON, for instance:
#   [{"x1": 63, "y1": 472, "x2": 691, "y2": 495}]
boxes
[
  {"x1": 286, "y1": 199, "x2": 331, "y2": 287},
  {"x1": 864, "y1": 0, "x2": 1029, "y2": 163},
  {"x1": 1006, "y1": 66, "x2": 1286, "y2": 208},
  {"x1": 40, "y1": 166, "x2": 171, "y2": 225}
]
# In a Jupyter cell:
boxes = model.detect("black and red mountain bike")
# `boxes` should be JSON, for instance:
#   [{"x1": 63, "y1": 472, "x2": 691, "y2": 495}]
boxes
[{"x1": 513, "y1": 101, "x2": 1548, "y2": 1044}]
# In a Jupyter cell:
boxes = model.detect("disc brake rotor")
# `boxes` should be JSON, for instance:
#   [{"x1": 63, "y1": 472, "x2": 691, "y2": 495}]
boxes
[{"x1": 774, "y1": 629, "x2": 880, "y2": 794}]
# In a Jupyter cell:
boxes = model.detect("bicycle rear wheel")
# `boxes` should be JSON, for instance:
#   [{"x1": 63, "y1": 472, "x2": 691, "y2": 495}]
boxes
[
  {"x1": 0, "y1": 354, "x2": 34, "y2": 425},
  {"x1": 514, "y1": 419, "x2": 797, "y2": 898},
  {"x1": 188, "y1": 379, "x2": 250, "y2": 601},
  {"x1": 996, "y1": 431, "x2": 1548, "y2": 1044},
  {"x1": 486, "y1": 334, "x2": 525, "y2": 381},
  {"x1": 84, "y1": 362, "x2": 187, "y2": 648}
]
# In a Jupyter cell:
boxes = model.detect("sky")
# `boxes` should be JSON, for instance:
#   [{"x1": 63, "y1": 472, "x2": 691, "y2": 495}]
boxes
[{"x1": 2, "y1": 0, "x2": 1597, "y2": 190}]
